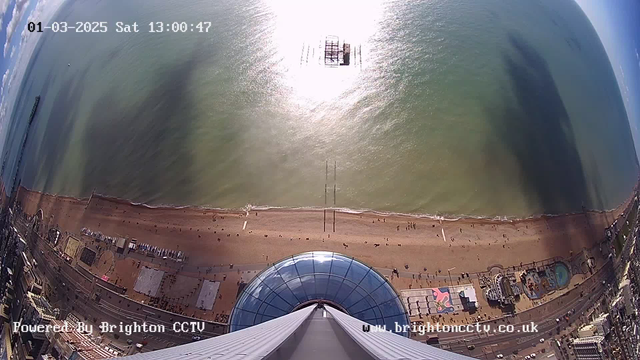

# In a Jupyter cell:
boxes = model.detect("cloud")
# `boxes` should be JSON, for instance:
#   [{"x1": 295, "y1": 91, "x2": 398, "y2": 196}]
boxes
[
  {"x1": 4, "y1": 0, "x2": 30, "y2": 57},
  {"x1": 0, "y1": 69, "x2": 9, "y2": 96},
  {"x1": 0, "y1": 0, "x2": 63, "y2": 156},
  {"x1": 9, "y1": 46, "x2": 15, "y2": 58},
  {"x1": 0, "y1": 67, "x2": 15, "y2": 104},
  {"x1": 0, "y1": 0, "x2": 11, "y2": 29},
  {"x1": 4, "y1": 69, "x2": 14, "y2": 97},
  {"x1": 20, "y1": 0, "x2": 43, "y2": 46}
]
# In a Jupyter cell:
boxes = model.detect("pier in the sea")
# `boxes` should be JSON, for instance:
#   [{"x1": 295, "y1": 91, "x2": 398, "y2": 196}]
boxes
[
  {"x1": 10, "y1": 96, "x2": 40, "y2": 198},
  {"x1": 299, "y1": 36, "x2": 361, "y2": 68}
]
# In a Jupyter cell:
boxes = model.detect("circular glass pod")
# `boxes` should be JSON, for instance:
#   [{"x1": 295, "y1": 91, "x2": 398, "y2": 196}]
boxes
[{"x1": 229, "y1": 251, "x2": 409, "y2": 336}]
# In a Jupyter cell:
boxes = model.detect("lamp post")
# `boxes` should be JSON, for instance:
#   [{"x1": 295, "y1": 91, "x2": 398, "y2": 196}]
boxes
[{"x1": 447, "y1": 267, "x2": 456, "y2": 287}]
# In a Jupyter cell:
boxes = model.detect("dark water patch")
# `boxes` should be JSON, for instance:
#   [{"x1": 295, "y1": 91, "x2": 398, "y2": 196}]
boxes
[
  {"x1": 21, "y1": 65, "x2": 91, "y2": 195},
  {"x1": 507, "y1": 33, "x2": 591, "y2": 211},
  {"x1": 1, "y1": 29, "x2": 51, "y2": 189},
  {"x1": 564, "y1": 37, "x2": 582, "y2": 52},
  {"x1": 101, "y1": 47, "x2": 123, "y2": 68},
  {"x1": 535, "y1": 0, "x2": 582, "y2": 52},
  {"x1": 484, "y1": 33, "x2": 599, "y2": 249},
  {"x1": 77, "y1": 44, "x2": 205, "y2": 204}
]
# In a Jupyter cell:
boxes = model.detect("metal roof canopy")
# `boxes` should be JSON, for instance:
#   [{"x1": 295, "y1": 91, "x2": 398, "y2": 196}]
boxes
[{"x1": 115, "y1": 304, "x2": 474, "y2": 360}]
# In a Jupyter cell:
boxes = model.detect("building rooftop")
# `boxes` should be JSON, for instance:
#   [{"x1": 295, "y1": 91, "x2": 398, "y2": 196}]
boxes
[
  {"x1": 593, "y1": 313, "x2": 609, "y2": 321},
  {"x1": 229, "y1": 251, "x2": 410, "y2": 336},
  {"x1": 26, "y1": 292, "x2": 55, "y2": 320},
  {"x1": 578, "y1": 324, "x2": 597, "y2": 337},
  {"x1": 47, "y1": 320, "x2": 114, "y2": 359},
  {"x1": 573, "y1": 335, "x2": 605, "y2": 344}
]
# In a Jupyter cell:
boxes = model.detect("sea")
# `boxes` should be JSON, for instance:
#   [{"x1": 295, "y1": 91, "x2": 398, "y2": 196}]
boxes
[{"x1": 2, "y1": 0, "x2": 638, "y2": 218}]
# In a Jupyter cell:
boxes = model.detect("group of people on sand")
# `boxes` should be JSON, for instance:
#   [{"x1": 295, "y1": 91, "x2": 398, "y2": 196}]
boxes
[{"x1": 395, "y1": 221, "x2": 418, "y2": 231}]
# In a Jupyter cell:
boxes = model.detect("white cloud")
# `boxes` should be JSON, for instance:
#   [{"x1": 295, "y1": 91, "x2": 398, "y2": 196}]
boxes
[
  {"x1": 4, "y1": 0, "x2": 30, "y2": 57},
  {"x1": 0, "y1": 0, "x2": 10, "y2": 16},
  {"x1": 0, "y1": 0, "x2": 64, "y2": 156},
  {"x1": 0, "y1": 69, "x2": 9, "y2": 96},
  {"x1": 3, "y1": 69, "x2": 15, "y2": 100},
  {"x1": 20, "y1": 0, "x2": 43, "y2": 46},
  {"x1": 9, "y1": 46, "x2": 14, "y2": 58},
  {"x1": 0, "y1": 0, "x2": 11, "y2": 29}
]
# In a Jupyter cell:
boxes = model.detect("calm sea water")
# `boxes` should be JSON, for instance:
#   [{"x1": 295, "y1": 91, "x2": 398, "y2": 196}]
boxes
[{"x1": 3, "y1": 0, "x2": 638, "y2": 217}]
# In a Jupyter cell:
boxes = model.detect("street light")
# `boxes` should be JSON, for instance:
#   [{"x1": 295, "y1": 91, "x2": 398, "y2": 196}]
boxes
[{"x1": 448, "y1": 267, "x2": 456, "y2": 287}]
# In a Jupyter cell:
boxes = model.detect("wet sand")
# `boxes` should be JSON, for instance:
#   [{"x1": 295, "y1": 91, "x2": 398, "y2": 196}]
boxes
[{"x1": 16, "y1": 186, "x2": 631, "y2": 274}]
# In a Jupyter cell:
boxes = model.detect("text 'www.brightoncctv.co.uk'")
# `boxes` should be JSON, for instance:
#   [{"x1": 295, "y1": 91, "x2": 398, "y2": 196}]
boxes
[{"x1": 362, "y1": 322, "x2": 540, "y2": 336}]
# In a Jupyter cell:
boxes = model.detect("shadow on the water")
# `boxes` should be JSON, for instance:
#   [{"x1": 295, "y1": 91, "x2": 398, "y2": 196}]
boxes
[
  {"x1": 484, "y1": 33, "x2": 603, "y2": 250},
  {"x1": 21, "y1": 63, "x2": 90, "y2": 196},
  {"x1": 76, "y1": 44, "x2": 206, "y2": 205},
  {"x1": 1, "y1": 37, "x2": 49, "y2": 184},
  {"x1": 19, "y1": 41, "x2": 205, "y2": 215}
]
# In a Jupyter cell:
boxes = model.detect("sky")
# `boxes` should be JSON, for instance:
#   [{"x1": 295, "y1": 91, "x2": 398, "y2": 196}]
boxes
[
  {"x1": 0, "y1": 0, "x2": 64, "y2": 157},
  {"x1": 576, "y1": 0, "x2": 640, "y2": 161},
  {"x1": 0, "y1": 0, "x2": 638, "y2": 159}
]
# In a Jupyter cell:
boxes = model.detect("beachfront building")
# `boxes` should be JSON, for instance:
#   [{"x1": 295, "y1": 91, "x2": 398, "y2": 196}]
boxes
[
  {"x1": 484, "y1": 273, "x2": 521, "y2": 306},
  {"x1": 578, "y1": 324, "x2": 599, "y2": 338},
  {"x1": 572, "y1": 336, "x2": 606, "y2": 360},
  {"x1": 44, "y1": 319, "x2": 115, "y2": 359},
  {"x1": 229, "y1": 251, "x2": 410, "y2": 335},
  {"x1": 401, "y1": 284, "x2": 478, "y2": 320},
  {"x1": 591, "y1": 313, "x2": 611, "y2": 336},
  {"x1": 457, "y1": 285, "x2": 478, "y2": 311},
  {"x1": 13, "y1": 292, "x2": 57, "y2": 359},
  {"x1": 578, "y1": 313, "x2": 611, "y2": 338}
]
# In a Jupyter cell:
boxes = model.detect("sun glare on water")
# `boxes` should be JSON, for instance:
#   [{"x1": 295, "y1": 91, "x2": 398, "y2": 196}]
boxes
[{"x1": 263, "y1": 0, "x2": 386, "y2": 107}]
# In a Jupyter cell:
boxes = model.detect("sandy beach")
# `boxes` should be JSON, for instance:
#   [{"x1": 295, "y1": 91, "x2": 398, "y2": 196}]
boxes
[
  {"x1": 16, "y1": 186, "x2": 630, "y2": 275},
  {"x1": 8, "y1": 185, "x2": 636, "y2": 327}
]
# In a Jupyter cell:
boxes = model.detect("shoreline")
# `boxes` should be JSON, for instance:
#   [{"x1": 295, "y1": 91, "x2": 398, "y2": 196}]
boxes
[
  {"x1": 18, "y1": 187, "x2": 638, "y2": 223},
  {"x1": 14, "y1": 185, "x2": 634, "y2": 273}
]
